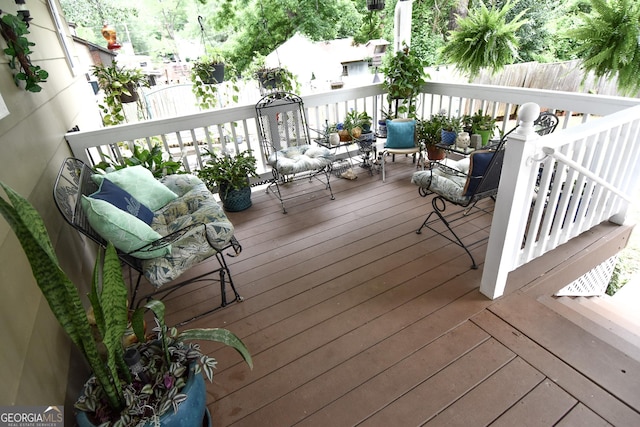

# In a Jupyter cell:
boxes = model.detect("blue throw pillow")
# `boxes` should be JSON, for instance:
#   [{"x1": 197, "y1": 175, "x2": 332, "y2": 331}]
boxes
[
  {"x1": 385, "y1": 119, "x2": 416, "y2": 148},
  {"x1": 462, "y1": 151, "x2": 494, "y2": 197},
  {"x1": 90, "y1": 178, "x2": 154, "y2": 224}
]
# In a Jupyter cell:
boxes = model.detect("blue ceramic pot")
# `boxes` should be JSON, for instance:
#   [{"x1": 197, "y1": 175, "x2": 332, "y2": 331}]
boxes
[
  {"x1": 221, "y1": 184, "x2": 252, "y2": 212},
  {"x1": 441, "y1": 129, "x2": 457, "y2": 146},
  {"x1": 76, "y1": 363, "x2": 206, "y2": 427}
]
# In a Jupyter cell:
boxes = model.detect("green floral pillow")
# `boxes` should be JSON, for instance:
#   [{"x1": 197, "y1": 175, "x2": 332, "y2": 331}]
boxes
[
  {"x1": 81, "y1": 196, "x2": 171, "y2": 259},
  {"x1": 92, "y1": 166, "x2": 178, "y2": 211}
]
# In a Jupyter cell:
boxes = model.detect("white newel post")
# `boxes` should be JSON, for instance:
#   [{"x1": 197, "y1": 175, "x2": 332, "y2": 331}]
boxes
[{"x1": 480, "y1": 103, "x2": 541, "y2": 299}]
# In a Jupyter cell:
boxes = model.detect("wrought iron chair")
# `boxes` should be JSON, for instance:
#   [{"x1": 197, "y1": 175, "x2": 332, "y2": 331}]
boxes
[
  {"x1": 54, "y1": 158, "x2": 243, "y2": 324},
  {"x1": 534, "y1": 111, "x2": 559, "y2": 135},
  {"x1": 411, "y1": 111, "x2": 559, "y2": 269},
  {"x1": 489, "y1": 111, "x2": 559, "y2": 147},
  {"x1": 411, "y1": 137, "x2": 507, "y2": 269},
  {"x1": 255, "y1": 92, "x2": 335, "y2": 213}
]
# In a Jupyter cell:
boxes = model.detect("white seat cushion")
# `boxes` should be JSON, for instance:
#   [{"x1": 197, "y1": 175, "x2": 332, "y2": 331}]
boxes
[{"x1": 268, "y1": 145, "x2": 333, "y2": 174}]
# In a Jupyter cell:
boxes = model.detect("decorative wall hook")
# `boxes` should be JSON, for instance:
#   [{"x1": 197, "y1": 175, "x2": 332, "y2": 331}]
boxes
[{"x1": 14, "y1": 0, "x2": 31, "y2": 27}]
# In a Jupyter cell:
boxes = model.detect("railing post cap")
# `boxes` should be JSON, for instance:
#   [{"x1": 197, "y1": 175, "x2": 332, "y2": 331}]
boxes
[
  {"x1": 517, "y1": 102, "x2": 541, "y2": 135},
  {"x1": 519, "y1": 102, "x2": 540, "y2": 122}
]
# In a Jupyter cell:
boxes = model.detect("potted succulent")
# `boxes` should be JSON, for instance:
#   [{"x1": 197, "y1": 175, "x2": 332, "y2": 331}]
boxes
[
  {"x1": 197, "y1": 149, "x2": 259, "y2": 212},
  {"x1": 0, "y1": 181, "x2": 253, "y2": 427},
  {"x1": 417, "y1": 115, "x2": 446, "y2": 160},
  {"x1": 92, "y1": 60, "x2": 149, "y2": 126},
  {"x1": 380, "y1": 42, "x2": 429, "y2": 118}
]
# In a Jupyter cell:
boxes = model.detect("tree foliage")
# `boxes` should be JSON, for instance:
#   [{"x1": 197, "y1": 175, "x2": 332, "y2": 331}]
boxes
[{"x1": 58, "y1": 0, "x2": 640, "y2": 98}]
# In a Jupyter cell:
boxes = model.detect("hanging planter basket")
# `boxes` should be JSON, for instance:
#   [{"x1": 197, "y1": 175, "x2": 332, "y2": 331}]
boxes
[
  {"x1": 203, "y1": 63, "x2": 225, "y2": 84},
  {"x1": 118, "y1": 83, "x2": 139, "y2": 103},
  {"x1": 257, "y1": 69, "x2": 281, "y2": 91},
  {"x1": 367, "y1": 0, "x2": 385, "y2": 11}
]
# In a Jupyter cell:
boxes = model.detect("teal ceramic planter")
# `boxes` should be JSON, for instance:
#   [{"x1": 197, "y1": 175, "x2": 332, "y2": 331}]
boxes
[{"x1": 76, "y1": 364, "x2": 206, "y2": 427}]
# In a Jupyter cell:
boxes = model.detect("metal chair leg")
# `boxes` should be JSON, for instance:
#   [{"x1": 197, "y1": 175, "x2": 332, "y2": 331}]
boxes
[{"x1": 416, "y1": 196, "x2": 478, "y2": 269}]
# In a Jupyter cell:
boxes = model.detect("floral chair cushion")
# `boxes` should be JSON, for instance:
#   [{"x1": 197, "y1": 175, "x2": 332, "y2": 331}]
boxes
[
  {"x1": 267, "y1": 144, "x2": 333, "y2": 174},
  {"x1": 411, "y1": 157, "x2": 472, "y2": 205},
  {"x1": 141, "y1": 174, "x2": 235, "y2": 287}
]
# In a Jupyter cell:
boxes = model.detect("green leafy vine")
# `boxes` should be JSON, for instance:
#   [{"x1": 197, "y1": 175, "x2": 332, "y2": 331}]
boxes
[{"x1": 0, "y1": 13, "x2": 48, "y2": 92}]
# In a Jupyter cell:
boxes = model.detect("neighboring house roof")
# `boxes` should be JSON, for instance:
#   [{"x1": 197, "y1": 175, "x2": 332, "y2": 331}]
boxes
[
  {"x1": 72, "y1": 35, "x2": 116, "y2": 57},
  {"x1": 265, "y1": 33, "x2": 391, "y2": 84}
]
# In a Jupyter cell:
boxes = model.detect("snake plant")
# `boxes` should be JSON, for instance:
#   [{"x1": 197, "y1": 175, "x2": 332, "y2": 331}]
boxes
[{"x1": 0, "y1": 181, "x2": 252, "y2": 426}]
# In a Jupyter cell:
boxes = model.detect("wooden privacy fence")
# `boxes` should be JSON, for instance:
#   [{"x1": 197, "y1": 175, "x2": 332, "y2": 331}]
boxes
[{"x1": 446, "y1": 60, "x2": 638, "y2": 119}]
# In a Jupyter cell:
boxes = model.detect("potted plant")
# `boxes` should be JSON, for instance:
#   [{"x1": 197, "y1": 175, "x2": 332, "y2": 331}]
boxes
[
  {"x1": 0, "y1": 181, "x2": 253, "y2": 427},
  {"x1": 380, "y1": 42, "x2": 429, "y2": 118},
  {"x1": 249, "y1": 52, "x2": 300, "y2": 94},
  {"x1": 191, "y1": 51, "x2": 226, "y2": 85},
  {"x1": 323, "y1": 122, "x2": 340, "y2": 146},
  {"x1": 197, "y1": 149, "x2": 259, "y2": 212},
  {"x1": 190, "y1": 51, "x2": 238, "y2": 110},
  {"x1": 417, "y1": 115, "x2": 446, "y2": 160},
  {"x1": 466, "y1": 109, "x2": 497, "y2": 146},
  {"x1": 569, "y1": 0, "x2": 640, "y2": 96},
  {"x1": 440, "y1": 0, "x2": 528, "y2": 79},
  {"x1": 343, "y1": 110, "x2": 373, "y2": 140},
  {"x1": 0, "y1": 13, "x2": 49, "y2": 92},
  {"x1": 439, "y1": 115, "x2": 462, "y2": 146},
  {"x1": 92, "y1": 61, "x2": 149, "y2": 126},
  {"x1": 94, "y1": 142, "x2": 184, "y2": 178}
]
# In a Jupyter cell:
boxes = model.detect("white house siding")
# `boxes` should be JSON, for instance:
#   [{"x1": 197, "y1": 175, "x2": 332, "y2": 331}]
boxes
[{"x1": 0, "y1": 0, "x2": 102, "y2": 419}]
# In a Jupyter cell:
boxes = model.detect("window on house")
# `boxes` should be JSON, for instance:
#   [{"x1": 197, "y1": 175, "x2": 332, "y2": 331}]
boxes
[
  {"x1": 342, "y1": 65, "x2": 348, "y2": 77},
  {"x1": 47, "y1": 0, "x2": 78, "y2": 75}
]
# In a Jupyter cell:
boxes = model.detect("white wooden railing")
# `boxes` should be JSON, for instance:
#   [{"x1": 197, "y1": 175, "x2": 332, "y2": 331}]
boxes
[
  {"x1": 64, "y1": 82, "x2": 640, "y2": 299},
  {"x1": 480, "y1": 102, "x2": 640, "y2": 298}
]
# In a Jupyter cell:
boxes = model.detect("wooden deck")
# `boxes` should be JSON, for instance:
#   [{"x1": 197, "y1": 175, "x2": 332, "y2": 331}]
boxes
[{"x1": 154, "y1": 157, "x2": 640, "y2": 426}]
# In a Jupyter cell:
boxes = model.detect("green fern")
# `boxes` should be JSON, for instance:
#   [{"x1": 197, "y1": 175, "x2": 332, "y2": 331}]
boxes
[
  {"x1": 440, "y1": 0, "x2": 528, "y2": 79},
  {"x1": 568, "y1": 0, "x2": 640, "y2": 96}
]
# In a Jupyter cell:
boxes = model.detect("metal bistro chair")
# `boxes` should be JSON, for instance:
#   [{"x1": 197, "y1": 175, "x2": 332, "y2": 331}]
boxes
[
  {"x1": 410, "y1": 111, "x2": 559, "y2": 269},
  {"x1": 54, "y1": 158, "x2": 243, "y2": 324},
  {"x1": 255, "y1": 92, "x2": 335, "y2": 213},
  {"x1": 411, "y1": 136, "x2": 507, "y2": 269}
]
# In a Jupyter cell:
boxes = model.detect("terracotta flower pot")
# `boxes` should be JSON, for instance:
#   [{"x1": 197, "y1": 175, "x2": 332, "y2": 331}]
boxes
[
  {"x1": 427, "y1": 145, "x2": 445, "y2": 160},
  {"x1": 338, "y1": 129, "x2": 352, "y2": 142}
]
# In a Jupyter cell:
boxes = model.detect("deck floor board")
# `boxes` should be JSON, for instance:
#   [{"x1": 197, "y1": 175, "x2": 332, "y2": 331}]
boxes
[{"x1": 151, "y1": 160, "x2": 640, "y2": 426}]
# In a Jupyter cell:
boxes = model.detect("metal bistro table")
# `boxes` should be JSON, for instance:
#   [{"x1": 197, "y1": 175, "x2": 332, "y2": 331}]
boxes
[{"x1": 315, "y1": 132, "x2": 378, "y2": 177}]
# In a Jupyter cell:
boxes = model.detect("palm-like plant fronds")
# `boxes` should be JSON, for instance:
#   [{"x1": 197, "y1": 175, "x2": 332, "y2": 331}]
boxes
[
  {"x1": 569, "y1": 0, "x2": 640, "y2": 96},
  {"x1": 441, "y1": 0, "x2": 528, "y2": 79}
]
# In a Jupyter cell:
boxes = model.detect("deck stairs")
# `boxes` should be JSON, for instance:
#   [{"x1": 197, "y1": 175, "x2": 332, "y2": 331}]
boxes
[{"x1": 550, "y1": 282, "x2": 640, "y2": 363}]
